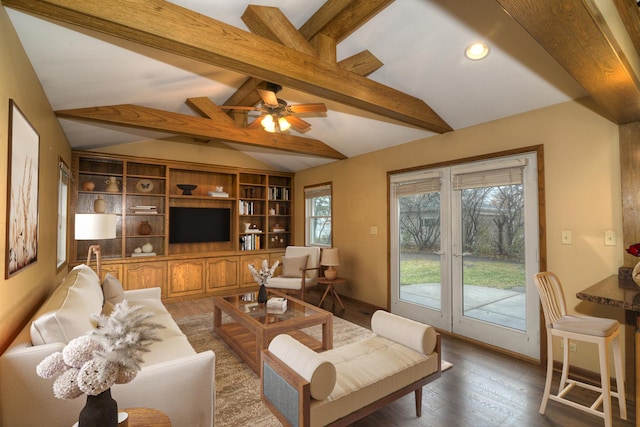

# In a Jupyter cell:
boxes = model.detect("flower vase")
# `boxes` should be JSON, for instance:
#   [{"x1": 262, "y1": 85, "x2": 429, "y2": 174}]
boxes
[
  {"x1": 258, "y1": 284, "x2": 268, "y2": 304},
  {"x1": 78, "y1": 388, "x2": 118, "y2": 427}
]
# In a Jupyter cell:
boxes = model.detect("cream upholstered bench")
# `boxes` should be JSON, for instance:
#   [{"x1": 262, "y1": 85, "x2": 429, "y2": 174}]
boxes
[{"x1": 260, "y1": 310, "x2": 441, "y2": 427}]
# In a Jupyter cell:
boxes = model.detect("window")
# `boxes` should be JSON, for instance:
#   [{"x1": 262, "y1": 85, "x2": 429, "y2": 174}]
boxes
[
  {"x1": 305, "y1": 183, "x2": 332, "y2": 247},
  {"x1": 57, "y1": 159, "x2": 70, "y2": 270}
]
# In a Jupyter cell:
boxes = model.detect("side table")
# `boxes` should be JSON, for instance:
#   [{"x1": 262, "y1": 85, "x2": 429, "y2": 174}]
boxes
[
  {"x1": 317, "y1": 277, "x2": 346, "y2": 310},
  {"x1": 122, "y1": 407, "x2": 171, "y2": 427}
]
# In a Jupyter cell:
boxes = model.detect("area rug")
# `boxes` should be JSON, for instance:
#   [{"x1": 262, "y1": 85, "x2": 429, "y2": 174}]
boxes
[{"x1": 176, "y1": 312, "x2": 450, "y2": 427}]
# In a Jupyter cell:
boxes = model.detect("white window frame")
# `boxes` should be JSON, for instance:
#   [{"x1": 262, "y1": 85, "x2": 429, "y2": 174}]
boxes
[{"x1": 305, "y1": 183, "x2": 332, "y2": 247}]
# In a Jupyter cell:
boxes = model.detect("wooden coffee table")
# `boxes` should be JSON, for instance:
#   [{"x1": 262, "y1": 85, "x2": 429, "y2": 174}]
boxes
[{"x1": 213, "y1": 289, "x2": 333, "y2": 375}]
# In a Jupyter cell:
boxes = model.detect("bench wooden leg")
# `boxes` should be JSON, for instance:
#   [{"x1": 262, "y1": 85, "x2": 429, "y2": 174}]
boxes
[{"x1": 415, "y1": 387, "x2": 422, "y2": 417}]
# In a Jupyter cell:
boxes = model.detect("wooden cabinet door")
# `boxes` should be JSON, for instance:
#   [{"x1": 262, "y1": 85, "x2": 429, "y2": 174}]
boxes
[
  {"x1": 123, "y1": 261, "x2": 167, "y2": 297},
  {"x1": 206, "y1": 256, "x2": 239, "y2": 292},
  {"x1": 240, "y1": 254, "x2": 270, "y2": 286},
  {"x1": 168, "y1": 259, "x2": 206, "y2": 298},
  {"x1": 101, "y1": 263, "x2": 123, "y2": 283}
]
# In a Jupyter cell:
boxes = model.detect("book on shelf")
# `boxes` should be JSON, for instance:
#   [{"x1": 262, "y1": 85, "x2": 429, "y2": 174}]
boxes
[
  {"x1": 208, "y1": 191, "x2": 229, "y2": 198},
  {"x1": 130, "y1": 206, "x2": 158, "y2": 214}
]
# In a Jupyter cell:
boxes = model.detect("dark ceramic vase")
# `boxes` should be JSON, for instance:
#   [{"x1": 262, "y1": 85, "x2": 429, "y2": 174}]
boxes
[
  {"x1": 258, "y1": 284, "x2": 268, "y2": 304},
  {"x1": 137, "y1": 220, "x2": 152, "y2": 235},
  {"x1": 78, "y1": 388, "x2": 118, "y2": 427}
]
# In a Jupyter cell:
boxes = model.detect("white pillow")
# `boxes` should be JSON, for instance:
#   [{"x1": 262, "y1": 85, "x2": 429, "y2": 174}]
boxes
[
  {"x1": 282, "y1": 255, "x2": 309, "y2": 278},
  {"x1": 269, "y1": 334, "x2": 336, "y2": 400},
  {"x1": 102, "y1": 273, "x2": 125, "y2": 305},
  {"x1": 30, "y1": 265, "x2": 103, "y2": 345}
]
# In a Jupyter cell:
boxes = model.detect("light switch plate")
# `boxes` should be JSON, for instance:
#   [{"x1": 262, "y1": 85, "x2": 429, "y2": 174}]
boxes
[{"x1": 561, "y1": 231, "x2": 572, "y2": 245}]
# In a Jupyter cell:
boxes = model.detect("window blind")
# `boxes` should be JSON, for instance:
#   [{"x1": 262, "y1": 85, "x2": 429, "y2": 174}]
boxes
[
  {"x1": 452, "y1": 166, "x2": 524, "y2": 190},
  {"x1": 304, "y1": 184, "x2": 331, "y2": 199},
  {"x1": 394, "y1": 178, "x2": 441, "y2": 196}
]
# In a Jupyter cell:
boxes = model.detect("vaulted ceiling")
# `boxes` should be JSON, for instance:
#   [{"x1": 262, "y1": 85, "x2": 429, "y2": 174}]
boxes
[{"x1": 5, "y1": 0, "x2": 640, "y2": 172}]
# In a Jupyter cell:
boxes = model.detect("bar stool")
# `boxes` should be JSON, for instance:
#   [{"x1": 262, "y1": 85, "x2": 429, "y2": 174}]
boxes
[{"x1": 533, "y1": 272, "x2": 626, "y2": 427}]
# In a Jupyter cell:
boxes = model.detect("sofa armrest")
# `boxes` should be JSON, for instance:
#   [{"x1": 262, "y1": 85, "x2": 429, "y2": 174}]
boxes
[
  {"x1": 113, "y1": 350, "x2": 215, "y2": 427},
  {"x1": 261, "y1": 349, "x2": 311, "y2": 427},
  {"x1": 123, "y1": 287, "x2": 161, "y2": 301},
  {"x1": 0, "y1": 342, "x2": 88, "y2": 427}
]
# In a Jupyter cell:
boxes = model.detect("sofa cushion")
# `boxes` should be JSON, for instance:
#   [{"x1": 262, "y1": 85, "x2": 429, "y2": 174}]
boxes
[
  {"x1": 281, "y1": 255, "x2": 309, "y2": 278},
  {"x1": 30, "y1": 264, "x2": 103, "y2": 345},
  {"x1": 102, "y1": 273, "x2": 124, "y2": 305},
  {"x1": 269, "y1": 334, "x2": 336, "y2": 400}
]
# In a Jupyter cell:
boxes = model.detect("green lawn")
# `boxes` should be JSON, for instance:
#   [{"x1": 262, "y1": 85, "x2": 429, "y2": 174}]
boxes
[{"x1": 400, "y1": 256, "x2": 525, "y2": 289}]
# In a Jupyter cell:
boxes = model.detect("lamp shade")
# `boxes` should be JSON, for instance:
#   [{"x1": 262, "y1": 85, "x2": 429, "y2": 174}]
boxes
[
  {"x1": 321, "y1": 248, "x2": 340, "y2": 266},
  {"x1": 75, "y1": 214, "x2": 117, "y2": 240}
]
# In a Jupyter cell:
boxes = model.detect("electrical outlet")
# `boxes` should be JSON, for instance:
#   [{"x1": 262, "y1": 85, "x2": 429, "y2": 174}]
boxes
[{"x1": 604, "y1": 230, "x2": 616, "y2": 246}]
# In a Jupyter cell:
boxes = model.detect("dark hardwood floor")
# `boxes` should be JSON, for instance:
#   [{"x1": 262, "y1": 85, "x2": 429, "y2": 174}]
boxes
[{"x1": 165, "y1": 289, "x2": 635, "y2": 427}]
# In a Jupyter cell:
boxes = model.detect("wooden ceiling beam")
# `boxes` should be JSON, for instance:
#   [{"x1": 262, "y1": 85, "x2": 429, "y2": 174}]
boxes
[
  {"x1": 186, "y1": 97, "x2": 236, "y2": 126},
  {"x1": 497, "y1": 0, "x2": 640, "y2": 124},
  {"x1": 300, "y1": 0, "x2": 395, "y2": 43},
  {"x1": 339, "y1": 50, "x2": 384, "y2": 77},
  {"x1": 55, "y1": 104, "x2": 347, "y2": 159},
  {"x1": 241, "y1": 5, "x2": 317, "y2": 57},
  {"x1": 4, "y1": 0, "x2": 450, "y2": 133}
]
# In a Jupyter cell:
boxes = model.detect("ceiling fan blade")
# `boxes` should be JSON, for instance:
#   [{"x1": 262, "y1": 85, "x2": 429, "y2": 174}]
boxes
[
  {"x1": 257, "y1": 89, "x2": 279, "y2": 107},
  {"x1": 218, "y1": 105, "x2": 260, "y2": 111},
  {"x1": 288, "y1": 103, "x2": 327, "y2": 113},
  {"x1": 286, "y1": 115, "x2": 312, "y2": 133},
  {"x1": 247, "y1": 115, "x2": 265, "y2": 129}
]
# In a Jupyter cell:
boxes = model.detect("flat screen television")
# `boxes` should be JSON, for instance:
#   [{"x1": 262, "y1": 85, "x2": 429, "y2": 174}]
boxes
[{"x1": 169, "y1": 207, "x2": 231, "y2": 244}]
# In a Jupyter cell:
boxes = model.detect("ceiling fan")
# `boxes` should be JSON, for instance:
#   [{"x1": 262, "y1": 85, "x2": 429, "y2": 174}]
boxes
[{"x1": 221, "y1": 83, "x2": 327, "y2": 133}]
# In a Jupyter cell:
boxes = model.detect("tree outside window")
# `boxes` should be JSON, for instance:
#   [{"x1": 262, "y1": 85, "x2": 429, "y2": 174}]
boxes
[{"x1": 305, "y1": 184, "x2": 332, "y2": 247}]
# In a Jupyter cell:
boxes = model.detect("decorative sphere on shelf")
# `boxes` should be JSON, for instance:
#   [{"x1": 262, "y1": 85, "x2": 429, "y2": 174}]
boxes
[
  {"x1": 142, "y1": 243, "x2": 153, "y2": 253},
  {"x1": 133, "y1": 247, "x2": 142, "y2": 254}
]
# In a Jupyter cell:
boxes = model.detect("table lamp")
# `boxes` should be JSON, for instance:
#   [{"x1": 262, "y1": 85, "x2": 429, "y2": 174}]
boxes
[
  {"x1": 321, "y1": 248, "x2": 340, "y2": 280},
  {"x1": 75, "y1": 213, "x2": 116, "y2": 279}
]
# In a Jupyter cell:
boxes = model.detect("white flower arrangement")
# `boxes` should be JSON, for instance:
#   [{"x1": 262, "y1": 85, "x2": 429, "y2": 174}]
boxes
[
  {"x1": 36, "y1": 300, "x2": 163, "y2": 399},
  {"x1": 248, "y1": 259, "x2": 279, "y2": 286}
]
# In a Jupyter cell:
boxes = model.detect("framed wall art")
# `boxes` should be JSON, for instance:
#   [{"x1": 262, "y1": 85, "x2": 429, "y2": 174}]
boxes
[{"x1": 6, "y1": 99, "x2": 40, "y2": 278}]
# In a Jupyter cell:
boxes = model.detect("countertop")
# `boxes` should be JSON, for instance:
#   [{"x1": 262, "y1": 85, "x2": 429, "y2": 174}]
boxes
[{"x1": 576, "y1": 274, "x2": 640, "y2": 312}]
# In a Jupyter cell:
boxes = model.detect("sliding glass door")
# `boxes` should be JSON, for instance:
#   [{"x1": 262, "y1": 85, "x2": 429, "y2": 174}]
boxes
[{"x1": 390, "y1": 153, "x2": 540, "y2": 359}]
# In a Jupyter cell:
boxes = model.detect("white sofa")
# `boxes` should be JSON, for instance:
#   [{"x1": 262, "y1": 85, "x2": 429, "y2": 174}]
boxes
[
  {"x1": 0, "y1": 264, "x2": 215, "y2": 427},
  {"x1": 261, "y1": 310, "x2": 441, "y2": 427}
]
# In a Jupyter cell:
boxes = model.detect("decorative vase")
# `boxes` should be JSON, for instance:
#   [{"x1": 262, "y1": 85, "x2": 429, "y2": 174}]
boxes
[
  {"x1": 137, "y1": 221, "x2": 152, "y2": 235},
  {"x1": 142, "y1": 243, "x2": 153, "y2": 253},
  {"x1": 78, "y1": 388, "x2": 118, "y2": 427},
  {"x1": 93, "y1": 196, "x2": 107, "y2": 213},
  {"x1": 105, "y1": 177, "x2": 120, "y2": 193},
  {"x1": 633, "y1": 261, "x2": 640, "y2": 286},
  {"x1": 258, "y1": 284, "x2": 268, "y2": 304},
  {"x1": 82, "y1": 181, "x2": 95, "y2": 191}
]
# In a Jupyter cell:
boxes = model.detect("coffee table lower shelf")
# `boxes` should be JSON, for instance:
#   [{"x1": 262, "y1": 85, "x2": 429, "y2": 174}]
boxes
[{"x1": 215, "y1": 322, "x2": 323, "y2": 373}]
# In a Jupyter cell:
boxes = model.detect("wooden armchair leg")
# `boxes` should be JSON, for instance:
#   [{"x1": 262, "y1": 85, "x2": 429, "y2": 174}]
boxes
[{"x1": 415, "y1": 387, "x2": 422, "y2": 417}]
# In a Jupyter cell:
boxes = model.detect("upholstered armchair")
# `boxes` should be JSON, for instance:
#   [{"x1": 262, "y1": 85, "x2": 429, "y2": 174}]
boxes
[{"x1": 267, "y1": 246, "x2": 321, "y2": 301}]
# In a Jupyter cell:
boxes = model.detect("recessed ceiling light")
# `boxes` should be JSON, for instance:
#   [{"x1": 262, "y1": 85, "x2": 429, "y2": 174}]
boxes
[{"x1": 465, "y1": 42, "x2": 490, "y2": 60}]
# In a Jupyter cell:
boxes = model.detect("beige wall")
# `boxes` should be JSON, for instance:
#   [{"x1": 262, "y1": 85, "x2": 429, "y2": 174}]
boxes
[
  {"x1": 295, "y1": 99, "x2": 622, "y2": 368},
  {"x1": 91, "y1": 136, "x2": 279, "y2": 171},
  {"x1": 0, "y1": 4, "x2": 72, "y2": 353}
]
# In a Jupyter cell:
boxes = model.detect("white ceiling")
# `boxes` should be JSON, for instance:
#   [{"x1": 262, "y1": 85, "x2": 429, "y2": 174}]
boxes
[{"x1": 5, "y1": 0, "x2": 587, "y2": 172}]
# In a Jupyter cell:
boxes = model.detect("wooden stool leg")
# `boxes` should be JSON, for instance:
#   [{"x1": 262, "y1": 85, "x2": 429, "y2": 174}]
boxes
[{"x1": 612, "y1": 335, "x2": 627, "y2": 419}]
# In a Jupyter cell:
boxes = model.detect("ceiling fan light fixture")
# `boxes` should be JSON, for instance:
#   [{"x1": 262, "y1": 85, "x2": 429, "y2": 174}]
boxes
[
  {"x1": 261, "y1": 114, "x2": 290, "y2": 132},
  {"x1": 465, "y1": 42, "x2": 490, "y2": 60}
]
